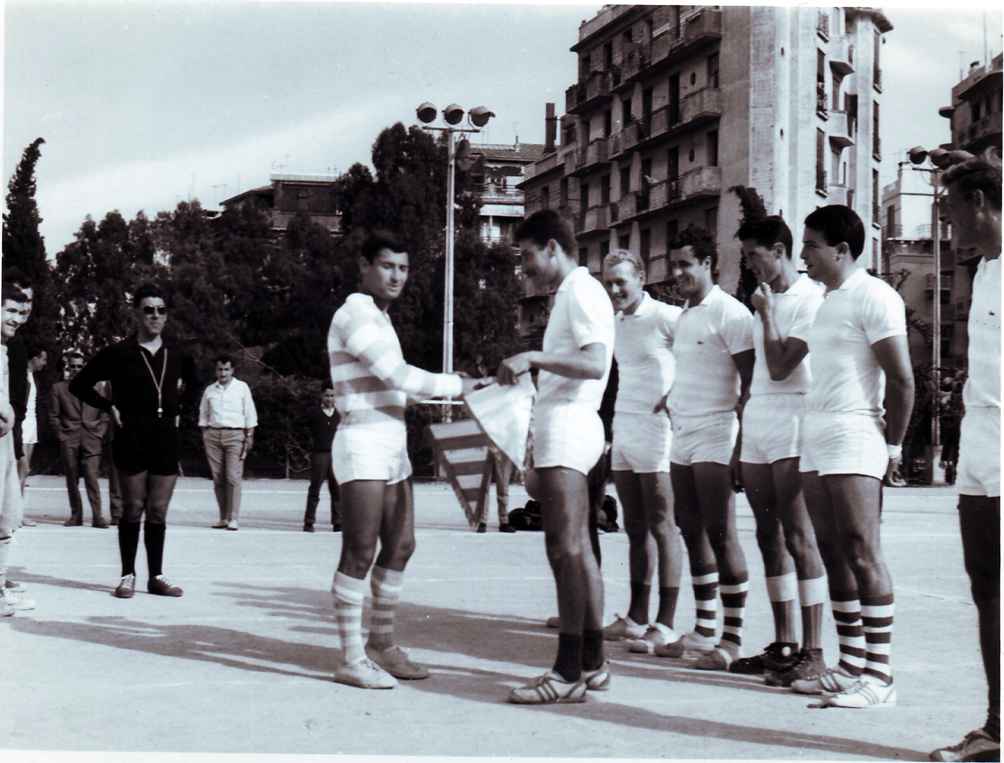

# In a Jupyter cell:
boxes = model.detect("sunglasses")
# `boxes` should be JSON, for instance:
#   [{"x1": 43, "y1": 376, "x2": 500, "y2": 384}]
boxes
[{"x1": 142, "y1": 306, "x2": 168, "y2": 316}]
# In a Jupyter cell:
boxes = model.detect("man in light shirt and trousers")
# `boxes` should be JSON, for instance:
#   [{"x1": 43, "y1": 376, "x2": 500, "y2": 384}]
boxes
[{"x1": 199, "y1": 355, "x2": 258, "y2": 531}]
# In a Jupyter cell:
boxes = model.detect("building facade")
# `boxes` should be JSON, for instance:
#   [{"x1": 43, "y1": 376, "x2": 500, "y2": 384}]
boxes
[
  {"x1": 519, "y1": 4, "x2": 892, "y2": 297},
  {"x1": 940, "y1": 52, "x2": 1003, "y2": 157},
  {"x1": 469, "y1": 142, "x2": 545, "y2": 246},
  {"x1": 220, "y1": 173, "x2": 342, "y2": 236}
]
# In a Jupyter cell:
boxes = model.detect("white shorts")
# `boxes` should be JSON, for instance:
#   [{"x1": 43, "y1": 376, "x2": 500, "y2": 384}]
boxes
[
  {"x1": 957, "y1": 407, "x2": 1000, "y2": 498},
  {"x1": 0, "y1": 437, "x2": 23, "y2": 536},
  {"x1": 21, "y1": 416, "x2": 37, "y2": 446},
  {"x1": 532, "y1": 403, "x2": 605, "y2": 476},
  {"x1": 799, "y1": 412, "x2": 886, "y2": 479},
  {"x1": 670, "y1": 411, "x2": 739, "y2": 467},
  {"x1": 741, "y1": 394, "x2": 805, "y2": 465},
  {"x1": 612, "y1": 412, "x2": 672, "y2": 473},
  {"x1": 332, "y1": 422, "x2": 412, "y2": 485}
]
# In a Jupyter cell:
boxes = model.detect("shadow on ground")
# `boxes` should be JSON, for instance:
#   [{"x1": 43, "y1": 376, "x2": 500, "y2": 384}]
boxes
[{"x1": 9, "y1": 574, "x2": 925, "y2": 760}]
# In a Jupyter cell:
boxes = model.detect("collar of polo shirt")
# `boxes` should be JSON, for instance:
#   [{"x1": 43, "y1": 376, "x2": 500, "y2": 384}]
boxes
[
  {"x1": 556, "y1": 266, "x2": 589, "y2": 294},
  {"x1": 684, "y1": 283, "x2": 722, "y2": 310},
  {"x1": 619, "y1": 291, "x2": 653, "y2": 320},
  {"x1": 832, "y1": 267, "x2": 869, "y2": 293}
]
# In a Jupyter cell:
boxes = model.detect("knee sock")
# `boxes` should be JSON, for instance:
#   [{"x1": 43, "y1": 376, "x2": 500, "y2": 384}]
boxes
[
  {"x1": 692, "y1": 569, "x2": 719, "y2": 640},
  {"x1": 628, "y1": 582, "x2": 651, "y2": 624},
  {"x1": 797, "y1": 575, "x2": 828, "y2": 649},
  {"x1": 766, "y1": 571, "x2": 798, "y2": 644},
  {"x1": 143, "y1": 522, "x2": 165, "y2": 578},
  {"x1": 656, "y1": 586, "x2": 680, "y2": 628},
  {"x1": 553, "y1": 633, "x2": 583, "y2": 682},
  {"x1": 369, "y1": 566, "x2": 403, "y2": 650},
  {"x1": 720, "y1": 577, "x2": 750, "y2": 651},
  {"x1": 860, "y1": 593, "x2": 894, "y2": 685},
  {"x1": 332, "y1": 571, "x2": 368, "y2": 664},
  {"x1": 830, "y1": 589, "x2": 866, "y2": 675},
  {"x1": 582, "y1": 628, "x2": 604, "y2": 671},
  {"x1": 118, "y1": 521, "x2": 141, "y2": 577}
]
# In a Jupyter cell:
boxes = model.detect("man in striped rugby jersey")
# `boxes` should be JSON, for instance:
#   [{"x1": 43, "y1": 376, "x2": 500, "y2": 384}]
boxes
[
  {"x1": 796, "y1": 205, "x2": 914, "y2": 708},
  {"x1": 498, "y1": 209, "x2": 615, "y2": 705},
  {"x1": 327, "y1": 230, "x2": 481, "y2": 690},
  {"x1": 930, "y1": 148, "x2": 1000, "y2": 762},
  {"x1": 660, "y1": 227, "x2": 755, "y2": 671}
]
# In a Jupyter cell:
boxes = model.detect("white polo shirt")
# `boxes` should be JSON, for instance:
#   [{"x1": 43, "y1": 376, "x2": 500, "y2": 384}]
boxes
[
  {"x1": 537, "y1": 266, "x2": 615, "y2": 409},
  {"x1": 614, "y1": 293, "x2": 683, "y2": 414},
  {"x1": 198, "y1": 377, "x2": 259, "y2": 429},
  {"x1": 669, "y1": 285, "x2": 755, "y2": 417},
  {"x1": 750, "y1": 275, "x2": 825, "y2": 397},
  {"x1": 964, "y1": 256, "x2": 1001, "y2": 410},
  {"x1": 805, "y1": 267, "x2": 906, "y2": 417}
]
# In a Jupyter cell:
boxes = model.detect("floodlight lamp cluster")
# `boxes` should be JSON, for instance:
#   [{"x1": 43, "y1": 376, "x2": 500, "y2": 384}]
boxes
[
  {"x1": 416, "y1": 102, "x2": 495, "y2": 128},
  {"x1": 908, "y1": 145, "x2": 970, "y2": 170}
]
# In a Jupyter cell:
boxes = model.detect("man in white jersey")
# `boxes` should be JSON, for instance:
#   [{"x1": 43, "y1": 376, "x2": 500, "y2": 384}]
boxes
[
  {"x1": 929, "y1": 148, "x2": 1001, "y2": 762},
  {"x1": 659, "y1": 226, "x2": 755, "y2": 670},
  {"x1": 794, "y1": 205, "x2": 914, "y2": 708},
  {"x1": 498, "y1": 209, "x2": 615, "y2": 704},
  {"x1": 1, "y1": 268, "x2": 35, "y2": 617},
  {"x1": 600, "y1": 249, "x2": 685, "y2": 655},
  {"x1": 729, "y1": 215, "x2": 829, "y2": 685},
  {"x1": 327, "y1": 231, "x2": 481, "y2": 689}
]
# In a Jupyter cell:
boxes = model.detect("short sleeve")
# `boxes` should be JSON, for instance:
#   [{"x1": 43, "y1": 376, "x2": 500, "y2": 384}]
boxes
[
  {"x1": 861, "y1": 282, "x2": 907, "y2": 345},
  {"x1": 658, "y1": 303, "x2": 683, "y2": 347},
  {"x1": 789, "y1": 289, "x2": 824, "y2": 343},
  {"x1": 568, "y1": 278, "x2": 615, "y2": 350},
  {"x1": 720, "y1": 301, "x2": 755, "y2": 355}
]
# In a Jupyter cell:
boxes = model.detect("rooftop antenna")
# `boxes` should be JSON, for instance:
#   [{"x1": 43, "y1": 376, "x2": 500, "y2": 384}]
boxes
[
  {"x1": 513, "y1": 121, "x2": 519, "y2": 148},
  {"x1": 958, "y1": 50, "x2": 965, "y2": 79},
  {"x1": 982, "y1": 9, "x2": 989, "y2": 65}
]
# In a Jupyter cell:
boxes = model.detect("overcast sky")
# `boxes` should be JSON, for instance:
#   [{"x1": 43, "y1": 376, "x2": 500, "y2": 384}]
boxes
[{"x1": 3, "y1": 1, "x2": 1002, "y2": 255}]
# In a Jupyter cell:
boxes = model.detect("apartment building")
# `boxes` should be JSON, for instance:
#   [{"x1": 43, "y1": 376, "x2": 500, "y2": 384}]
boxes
[
  {"x1": 220, "y1": 173, "x2": 342, "y2": 237},
  {"x1": 519, "y1": 4, "x2": 892, "y2": 298},
  {"x1": 469, "y1": 142, "x2": 546, "y2": 246}
]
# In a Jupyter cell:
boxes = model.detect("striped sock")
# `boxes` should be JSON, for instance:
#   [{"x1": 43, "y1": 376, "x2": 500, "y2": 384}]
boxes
[
  {"x1": 860, "y1": 593, "x2": 894, "y2": 685},
  {"x1": 692, "y1": 569, "x2": 719, "y2": 640},
  {"x1": 332, "y1": 571, "x2": 368, "y2": 664},
  {"x1": 369, "y1": 566, "x2": 404, "y2": 650},
  {"x1": 720, "y1": 578, "x2": 750, "y2": 651},
  {"x1": 830, "y1": 591, "x2": 866, "y2": 675}
]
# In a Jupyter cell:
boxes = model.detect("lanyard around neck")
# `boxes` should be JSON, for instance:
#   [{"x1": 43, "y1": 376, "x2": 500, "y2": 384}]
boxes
[{"x1": 139, "y1": 347, "x2": 168, "y2": 418}]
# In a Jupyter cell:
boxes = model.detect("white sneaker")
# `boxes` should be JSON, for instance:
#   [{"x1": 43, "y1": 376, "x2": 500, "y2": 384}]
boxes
[
  {"x1": 628, "y1": 623, "x2": 680, "y2": 654},
  {"x1": 602, "y1": 614, "x2": 647, "y2": 641},
  {"x1": 681, "y1": 631, "x2": 718, "y2": 653},
  {"x1": 365, "y1": 644, "x2": 429, "y2": 680},
  {"x1": 791, "y1": 664, "x2": 860, "y2": 695},
  {"x1": 1, "y1": 588, "x2": 34, "y2": 612},
  {"x1": 824, "y1": 677, "x2": 897, "y2": 708},
  {"x1": 333, "y1": 657, "x2": 398, "y2": 689}
]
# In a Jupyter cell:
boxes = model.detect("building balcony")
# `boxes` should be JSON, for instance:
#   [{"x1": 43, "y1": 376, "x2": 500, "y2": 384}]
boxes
[
  {"x1": 620, "y1": 40, "x2": 650, "y2": 86},
  {"x1": 617, "y1": 192, "x2": 640, "y2": 223},
  {"x1": 575, "y1": 4, "x2": 634, "y2": 48},
  {"x1": 619, "y1": 167, "x2": 721, "y2": 224},
  {"x1": 829, "y1": 38, "x2": 855, "y2": 76},
  {"x1": 617, "y1": 9, "x2": 722, "y2": 88},
  {"x1": 642, "y1": 88, "x2": 722, "y2": 148},
  {"x1": 679, "y1": 165, "x2": 721, "y2": 199},
  {"x1": 479, "y1": 186, "x2": 524, "y2": 206},
  {"x1": 828, "y1": 182, "x2": 852, "y2": 206},
  {"x1": 959, "y1": 111, "x2": 1003, "y2": 150},
  {"x1": 646, "y1": 177, "x2": 682, "y2": 212},
  {"x1": 816, "y1": 83, "x2": 828, "y2": 118},
  {"x1": 578, "y1": 204, "x2": 610, "y2": 236},
  {"x1": 607, "y1": 129, "x2": 624, "y2": 158},
  {"x1": 521, "y1": 150, "x2": 563, "y2": 183},
  {"x1": 828, "y1": 111, "x2": 855, "y2": 149},
  {"x1": 568, "y1": 70, "x2": 612, "y2": 115},
  {"x1": 622, "y1": 120, "x2": 646, "y2": 153},
  {"x1": 572, "y1": 138, "x2": 609, "y2": 176}
]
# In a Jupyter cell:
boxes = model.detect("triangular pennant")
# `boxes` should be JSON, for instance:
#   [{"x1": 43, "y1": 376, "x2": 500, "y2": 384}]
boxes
[
  {"x1": 463, "y1": 375, "x2": 535, "y2": 471},
  {"x1": 425, "y1": 418, "x2": 492, "y2": 527}
]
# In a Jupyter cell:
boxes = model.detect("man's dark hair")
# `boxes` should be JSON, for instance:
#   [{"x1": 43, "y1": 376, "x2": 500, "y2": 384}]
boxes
[
  {"x1": 322, "y1": 384, "x2": 335, "y2": 393},
  {"x1": 361, "y1": 230, "x2": 407, "y2": 262},
  {"x1": 943, "y1": 149, "x2": 1002, "y2": 210},
  {"x1": 25, "y1": 341, "x2": 47, "y2": 361},
  {"x1": 736, "y1": 215, "x2": 793, "y2": 258},
  {"x1": 670, "y1": 225, "x2": 718, "y2": 273},
  {"x1": 514, "y1": 209, "x2": 576, "y2": 258},
  {"x1": 65, "y1": 350, "x2": 85, "y2": 362},
  {"x1": 215, "y1": 354, "x2": 234, "y2": 367},
  {"x1": 1, "y1": 267, "x2": 33, "y2": 303},
  {"x1": 803, "y1": 205, "x2": 865, "y2": 259},
  {"x1": 132, "y1": 282, "x2": 166, "y2": 308}
]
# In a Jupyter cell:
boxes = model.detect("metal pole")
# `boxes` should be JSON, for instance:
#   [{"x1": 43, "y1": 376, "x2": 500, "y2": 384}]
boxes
[
  {"x1": 443, "y1": 130, "x2": 456, "y2": 422},
  {"x1": 930, "y1": 184, "x2": 944, "y2": 483}
]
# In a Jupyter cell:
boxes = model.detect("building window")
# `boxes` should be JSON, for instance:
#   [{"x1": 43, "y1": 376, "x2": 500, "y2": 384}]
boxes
[
  {"x1": 872, "y1": 169, "x2": 880, "y2": 225},
  {"x1": 541, "y1": 185, "x2": 550, "y2": 209},
  {"x1": 640, "y1": 228, "x2": 651, "y2": 266},
  {"x1": 873, "y1": 31, "x2": 882, "y2": 89},
  {"x1": 704, "y1": 206, "x2": 718, "y2": 233},
  {"x1": 666, "y1": 218, "x2": 679, "y2": 247},
  {"x1": 581, "y1": 180, "x2": 590, "y2": 208},
  {"x1": 669, "y1": 73, "x2": 681, "y2": 124},
  {"x1": 600, "y1": 239, "x2": 610, "y2": 259},
  {"x1": 671, "y1": 6, "x2": 681, "y2": 38},
  {"x1": 871, "y1": 238, "x2": 879, "y2": 273},
  {"x1": 973, "y1": 100, "x2": 983, "y2": 122},
  {"x1": 816, "y1": 129, "x2": 826, "y2": 192},
  {"x1": 601, "y1": 174, "x2": 611, "y2": 205},
  {"x1": 707, "y1": 130, "x2": 719, "y2": 167},
  {"x1": 873, "y1": 101, "x2": 881, "y2": 159},
  {"x1": 620, "y1": 166, "x2": 630, "y2": 196},
  {"x1": 707, "y1": 54, "x2": 719, "y2": 89},
  {"x1": 603, "y1": 41, "x2": 613, "y2": 70},
  {"x1": 560, "y1": 177, "x2": 568, "y2": 207},
  {"x1": 622, "y1": 97, "x2": 633, "y2": 125},
  {"x1": 579, "y1": 246, "x2": 589, "y2": 263},
  {"x1": 604, "y1": 109, "x2": 612, "y2": 138},
  {"x1": 816, "y1": 50, "x2": 827, "y2": 115},
  {"x1": 668, "y1": 146, "x2": 679, "y2": 180},
  {"x1": 642, "y1": 87, "x2": 654, "y2": 123},
  {"x1": 886, "y1": 205, "x2": 896, "y2": 237},
  {"x1": 564, "y1": 123, "x2": 577, "y2": 145}
]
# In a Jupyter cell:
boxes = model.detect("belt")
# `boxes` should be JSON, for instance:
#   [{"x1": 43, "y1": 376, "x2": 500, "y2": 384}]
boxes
[{"x1": 208, "y1": 426, "x2": 245, "y2": 430}]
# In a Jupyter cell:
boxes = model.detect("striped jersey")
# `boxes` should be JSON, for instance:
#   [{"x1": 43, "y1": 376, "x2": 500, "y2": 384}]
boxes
[
  {"x1": 328, "y1": 293, "x2": 462, "y2": 425},
  {"x1": 669, "y1": 285, "x2": 755, "y2": 417},
  {"x1": 964, "y1": 256, "x2": 1001, "y2": 410}
]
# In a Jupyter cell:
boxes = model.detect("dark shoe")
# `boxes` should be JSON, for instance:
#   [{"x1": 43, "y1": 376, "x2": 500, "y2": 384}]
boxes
[
  {"x1": 729, "y1": 641, "x2": 799, "y2": 675},
  {"x1": 499, "y1": 524, "x2": 516, "y2": 533},
  {"x1": 63, "y1": 518, "x2": 83, "y2": 527},
  {"x1": 303, "y1": 525, "x2": 315, "y2": 533},
  {"x1": 929, "y1": 728, "x2": 1000, "y2": 761},
  {"x1": 766, "y1": 647, "x2": 826, "y2": 687},
  {"x1": 332, "y1": 524, "x2": 342, "y2": 533},
  {"x1": 93, "y1": 519, "x2": 110, "y2": 529},
  {"x1": 211, "y1": 521, "x2": 228, "y2": 529},
  {"x1": 148, "y1": 575, "x2": 184, "y2": 597},
  {"x1": 114, "y1": 574, "x2": 136, "y2": 599},
  {"x1": 476, "y1": 523, "x2": 487, "y2": 534},
  {"x1": 110, "y1": 518, "x2": 119, "y2": 526}
]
